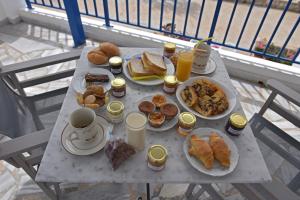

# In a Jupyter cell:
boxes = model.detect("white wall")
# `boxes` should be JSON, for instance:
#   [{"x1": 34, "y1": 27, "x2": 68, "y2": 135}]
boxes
[
  {"x1": 0, "y1": 3, "x2": 6, "y2": 22},
  {"x1": 0, "y1": 0, "x2": 26, "y2": 23}
]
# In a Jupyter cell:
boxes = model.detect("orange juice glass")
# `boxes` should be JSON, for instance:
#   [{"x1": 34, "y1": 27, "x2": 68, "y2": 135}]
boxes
[{"x1": 176, "y1": 51, "x2": 194, "y2": 82}]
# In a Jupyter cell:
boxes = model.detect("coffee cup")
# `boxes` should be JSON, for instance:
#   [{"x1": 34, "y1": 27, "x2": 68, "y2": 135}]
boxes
[
  {"x1": 69, "y1": 108, "x2": 100, "y2": 143},
  {"x1": 193, "y1": 43, "x2": 211, "y2": 71}
]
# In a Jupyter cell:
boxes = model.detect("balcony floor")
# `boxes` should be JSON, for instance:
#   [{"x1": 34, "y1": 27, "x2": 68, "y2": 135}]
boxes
[{"x1": 0, "y1": 22, "x2": 299, "y2": 200}]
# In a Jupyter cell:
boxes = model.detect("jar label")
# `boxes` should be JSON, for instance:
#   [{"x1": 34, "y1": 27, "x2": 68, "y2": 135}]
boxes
[
  {"x1": 163, "y1": 85, "x2": 176, "y2": 93},
  {"x1": 113, "y1": 90, "x2": 125, "y2": 97},
  {"x1": 147, "y1": 162, "x2": 165, "y2": 171},
  {"x1": 178, "y1": 126, "x2": 192, "y2": 133},
  {"x1": 228, "y1": 126, "x2": 241, "y2": 136},
  {"x1": 111, "y1": 68, "x2": 122, "y2": 74}
]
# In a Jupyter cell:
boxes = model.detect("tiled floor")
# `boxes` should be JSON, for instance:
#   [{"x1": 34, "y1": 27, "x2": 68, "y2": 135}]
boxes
[{"x1": 0, "y1": 22, "x2": 299, "y2": 200}]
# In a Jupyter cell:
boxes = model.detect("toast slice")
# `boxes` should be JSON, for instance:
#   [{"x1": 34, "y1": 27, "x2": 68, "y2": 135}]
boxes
[
  {"x1": 127, "y1": 58, "x2": 155, "y2": 77},
  {"x1": 141, "y1": 52, "x2": 167, "y2": 76}
]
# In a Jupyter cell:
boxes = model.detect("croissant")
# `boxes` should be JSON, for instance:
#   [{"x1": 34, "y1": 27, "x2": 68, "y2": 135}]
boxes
[
  {"x1": 209, "y1": 133, "x2": 231, "y2": 168},
  {"x1": 188, "y1": 135, "x2": 214, "y2": 169}
]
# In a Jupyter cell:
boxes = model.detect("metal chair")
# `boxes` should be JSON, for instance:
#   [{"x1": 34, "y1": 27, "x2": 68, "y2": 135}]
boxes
[
  {"x1": 0, "y1": 129, "x2": 61, "y2": 200},
  {"x1": 0, "y1": 50, "x2": 82, "y2": 131},
  {"x1": 233, "y1": 79, "x2": 300, "y2": 200}
]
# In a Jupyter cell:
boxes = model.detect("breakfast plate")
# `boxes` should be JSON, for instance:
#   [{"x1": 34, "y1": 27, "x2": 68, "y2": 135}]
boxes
[
  {"x1": 176, "y1": 76, "x2": 236, "y2": 120},
  {"x1": 61, "y1": 115, "x2": 112, "y2": 156},
  {"x1": 136, "y1": 95, "x2": 180, "y2": 132},
  {"x1": 191, "y1": 57, "x2": 217, "y2": 75},
  {"x1": 183, "y1": 128, "x2": 239, "y2": 176},
  {"x1": 123, "y1": 54, "x2": 175, "y2": 86},
  {"x1": 72, "y1": 68, "x2": 114, "y2": 93}
]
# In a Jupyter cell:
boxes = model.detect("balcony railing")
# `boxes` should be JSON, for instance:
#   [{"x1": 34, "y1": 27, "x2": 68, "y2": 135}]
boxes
[{"x1": 25, "y1": 0, "x2": 299, "y2": 65}]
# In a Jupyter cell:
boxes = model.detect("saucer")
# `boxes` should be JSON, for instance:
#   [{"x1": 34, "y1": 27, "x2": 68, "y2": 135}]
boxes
[
  {"x1": 192, "y1": 58, "x2": 217, "y2": 75},
  {"x1": 61, "y1": 116, "x2": 112, "y2": 156}
]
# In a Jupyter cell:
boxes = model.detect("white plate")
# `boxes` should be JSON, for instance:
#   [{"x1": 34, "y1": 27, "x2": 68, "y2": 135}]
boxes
[
  {"x1": 61, "y1": 116, "x2": 112, "y2": 156},
  {"x1": 183, "y1": 128, "x2": 239, "y2": 176},
  {"x1": 176, "y1": 76, "x2": 236, "y2": 120},
  {"x1": 136, "y1": 95, "x2": 180, "y2": 132},
  {"x1": 192, "y1": 58, "x2": 217, "y2": 75},
  {"x1": 72, "y1": 68, "x2": 115, "y2": 93},
  {"x1": 123, "y1": 54, "x2": 175, "y2": 86}
]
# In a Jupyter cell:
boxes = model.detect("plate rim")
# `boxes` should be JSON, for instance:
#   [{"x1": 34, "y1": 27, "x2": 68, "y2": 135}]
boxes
[
  {"x1": 61, "y1": 115, "x2": 111, "y2": 156},
  {"x1": 136, "y1": 94, "x2": 180, "y2": 132},
  {"x1": 183, "y1": 127, "x2": 239, "y2": 177},
  {"x1": 176, "y1": 76, "x2": 236, "y2": 120},
  {"x1": 123, "y1": 53, "x2": 175, "y2": 86}
]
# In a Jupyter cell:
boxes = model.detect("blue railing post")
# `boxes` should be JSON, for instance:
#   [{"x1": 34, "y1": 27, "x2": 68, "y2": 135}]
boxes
[
  {"x1": 63, "y1": 0, "x2": 86, "y2": 47},
  {"x1": 103, "y1": 0, "x2": 111, "y2": 27},
  {"x1": 25, "y1": 0, "x2": 32, "y2": 9},
  {"x1": 208, "y1": 0, "x2": 222, "y2": 44}
]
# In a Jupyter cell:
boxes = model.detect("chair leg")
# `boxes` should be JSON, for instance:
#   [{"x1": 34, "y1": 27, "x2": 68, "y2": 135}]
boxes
[
  {"x1": 54, "y1": 183, "x2": 62, "y2": 200},
  {"x1": 288, "y1": 172, "x2": 300, "y2": 193},
  {"x1": 185, "y1": 184, "x2": 196, "y2": 199},
  {"x1": 24, "y1": 99, "x2": 44, "y2": 130},
  {"x1": 201, "y1": 184, "x2": 224, "y2": 200}
]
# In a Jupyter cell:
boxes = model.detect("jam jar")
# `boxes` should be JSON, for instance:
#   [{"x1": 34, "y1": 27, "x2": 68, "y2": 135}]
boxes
[
  {"x1": 147, "y1": 145, "x2": 168, "y2": 171},
  {"x1": 163, "y1": 43, "x2": 176, "y2": 58},
  {"x1": 106, "y1": 101, "x2": 124, "y2": 124},
  {"x1": 225, "y1": 113, "x2": 247, "y2": 136},
  {"x1": 163, "y1": 75, "x2": 178, "y2": 94},
  {"x1": 109, "y1": 56, "x2": 123, "y2": 75},
  {"x1": 111, "y1": 77, "x2": 126, "y2": 98},
  {"x1": 177, "y1": 112, "x2": 196, "y2": 136}
]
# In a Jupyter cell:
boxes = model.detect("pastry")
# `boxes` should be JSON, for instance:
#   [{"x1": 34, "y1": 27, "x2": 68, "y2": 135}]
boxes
[
  {"x1": 85, "y1": 73, "x2": 109, "y2": 87},
  {"x1": 86, "y1": 85, "x2": 105, "y2": 98},
  {"x1": 152, "y1": 94, "x2": 167, "y2": 108},
  {"x1": 180, "y1": 86, "x2": 197, "y2": 107},
  {"x1": 84, "y1": 95, "x2": 96, "y2": 104},
  {"x1": 188, "y1": 135, "x2": 214, "y2": 169},
  {"x1": 87, "y1": 48, "x2": 108, "y2": 65},
  {"x1": 209, "y1": 133, "x2": 231, "y2": 168},
  {"x1": 160, "y1": 103, "x2": 178, "y2": 120},
  {"x1": 148, "y1": 112, "x2": 165, "y2": 128},
  {"x1": 138, "y1": 101, "x2": 155, "y2": 114},
  {"x1": 77, "y1": 85, "x2": 107, "y2": 109},
  {"x1": 100, "y1": 42, "x2": 120, "y2": 58},
  {"x1": 141, "y1": 52, "x2": 167, "y2": 76}
]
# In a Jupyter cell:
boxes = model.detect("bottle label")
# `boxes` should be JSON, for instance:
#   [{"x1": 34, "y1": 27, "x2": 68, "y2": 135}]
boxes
[
  {"x1": 228, "y1": 126, "x2": 241, "y2": 136},
  {"x1": 113, "y1": 90, "x2": 125, "y2": 97},
  {"x1": 163, "y1": 85, "x2": 175, "y2": 93}
]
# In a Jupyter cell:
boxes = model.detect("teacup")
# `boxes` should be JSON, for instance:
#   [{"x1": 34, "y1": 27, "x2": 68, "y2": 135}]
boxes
[
  {"x1": 193, "y1": 43, "x2": 211, "y2": 71},
  {"x1": 69, "y1": 108, "x2": 100, "y2": 143}
]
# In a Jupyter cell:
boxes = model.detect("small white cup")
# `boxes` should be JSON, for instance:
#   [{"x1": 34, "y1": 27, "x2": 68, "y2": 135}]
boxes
[
  {"x1": 69, "y1": 108, "x2": 99, "y2": 143},
  {"x1": 193, "y1": 43, "x2": 211, "y2": 71}
]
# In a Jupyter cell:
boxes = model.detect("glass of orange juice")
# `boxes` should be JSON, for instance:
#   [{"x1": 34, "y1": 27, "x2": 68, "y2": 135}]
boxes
[{"x1": 175, "y1": 51, "x2": 194, "y2": 82}]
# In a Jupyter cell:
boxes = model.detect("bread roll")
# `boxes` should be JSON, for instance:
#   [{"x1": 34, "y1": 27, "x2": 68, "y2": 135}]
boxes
[
  {"x1": 100, "y1": 42, "x2": 120, "y2": 58},
  {"x1": 87, "y1": 49, "x2": 108, "y2": 65}
]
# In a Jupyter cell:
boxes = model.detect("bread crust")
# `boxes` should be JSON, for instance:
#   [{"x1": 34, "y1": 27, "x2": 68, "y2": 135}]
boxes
[
  {"x1": 87, "y1": 49, "x2": 108, "y2": 65},
  {"x1": 100, "y1": 42, "x2": 120, "y2": 58}
]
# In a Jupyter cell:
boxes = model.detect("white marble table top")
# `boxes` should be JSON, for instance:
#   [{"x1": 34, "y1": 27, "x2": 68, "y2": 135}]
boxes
[{"x1": 36, "y1": 47, "x2": 271, "y2": 184}]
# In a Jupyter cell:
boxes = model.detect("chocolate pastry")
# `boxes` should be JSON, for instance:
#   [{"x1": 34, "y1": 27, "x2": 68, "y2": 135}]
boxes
[
  {"x1": 105, "y1": 139, "x2": 136, "y2": 170},
  {"x1": 85, "y1": 73, "x2": 109, "y2": 86}
]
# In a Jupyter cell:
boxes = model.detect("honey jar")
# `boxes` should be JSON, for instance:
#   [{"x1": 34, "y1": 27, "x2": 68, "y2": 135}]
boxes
[
  {"x1": 147, "y1": 145, "x2": 168, "y2": 171},
  {"x1": 163, "y1": 43, "x2": 176, "y2": 58},
  {"x1": 106, "y1": 101, "x2": 124, "y2": 124},
  {"x1": 109, "y1": 56, "x2": 123, "y2": 75},
  {"x1": 111, "y1": 77, "x2": 126, "y2": 98},
  {"x1": 225, "y1": 113, "x2": 247, "y2": 136},
  {"x1": 163, "y1": 75, "x2": 178, "y2": 94},
  {"x1": 177, "y1": 112, "x2": 196, "y2": 136}
]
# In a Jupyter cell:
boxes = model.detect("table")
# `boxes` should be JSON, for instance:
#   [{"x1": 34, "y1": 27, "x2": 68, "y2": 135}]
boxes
[{"x1": 36, "y1": 47, "x2": 271, "y2": 186}]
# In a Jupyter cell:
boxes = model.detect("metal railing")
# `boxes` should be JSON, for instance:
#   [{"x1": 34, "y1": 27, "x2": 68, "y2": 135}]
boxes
[{"x1": 25, "y1": 0, "x2": 299, "y2": 65}]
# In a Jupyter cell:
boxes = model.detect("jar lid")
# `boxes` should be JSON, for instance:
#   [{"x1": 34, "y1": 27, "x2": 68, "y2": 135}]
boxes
[
  {"x1": 179, "y1": 112, "x2": 196, "y2": 126},
  {"x1": 164, "y1": 75, "x2": 177, "y2": 85},
  {"x1": 111, "y1": 77, "x2": 125, "y2": 88},
  {"x1": 107, "y1": 101, "x2": 124, "y2": 115},
  {"x1": 148, "y1": 145, "x2": 168, "y2": 164},
  {"x1": 229, "y1": 113, "x2": 247, "y2": 129},
  {"x1": 109, "y1": 56, "x2": 123, "y2": 66},
  {"x1": 164, "y1": 43, "x2": 176, "y2": 51}
]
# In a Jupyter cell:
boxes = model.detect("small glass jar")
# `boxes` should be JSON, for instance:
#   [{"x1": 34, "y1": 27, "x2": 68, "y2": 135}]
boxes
[
  {"x1": 109, "y1": 56, "x2": 123, "y2": 75},
  {"x1": 163, "y1": 75, "x2": 178, "y2": 94},
  {"x1": 225, "y1": 113, "x2": 247, "y2": 136},
  {"x1": 111, "y1": 77, "x2": 126, "y2": 98},
  {"x1": 177, "y1": 112, "x2": 196, "y2": 137},
  {"x1": 147, "y1": 145, "x2": 168, "y2": 171},
  {"x1": 106, "y1": 101, "x2": 124, "y2": 124},
  {"x1": 163, "y1": 43, "x2": 176, "y2": 58}
]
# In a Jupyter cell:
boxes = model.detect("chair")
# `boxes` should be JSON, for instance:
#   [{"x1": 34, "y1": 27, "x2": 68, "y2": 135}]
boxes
[
  {"x1": 0, "y1": 129, "x2": 61, "y2": 200},
  {"x1": 233, "y1": 79, "x2": 300, "y2": 200},
  {"x1": 0, "y1": 50, "x2": 82, "y2": 131}
]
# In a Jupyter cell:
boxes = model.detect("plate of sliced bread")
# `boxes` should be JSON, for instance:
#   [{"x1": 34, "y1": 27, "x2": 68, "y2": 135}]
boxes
[{"x1": 123, "y1": 52, "x2": 175, "y2": 86}]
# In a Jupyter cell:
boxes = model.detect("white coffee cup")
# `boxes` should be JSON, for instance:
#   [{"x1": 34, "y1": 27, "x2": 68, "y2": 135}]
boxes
[
  {"x1": 69, "y1": 108, "x2": 99, "y2": 143},
  {"x1": 193, "y1": 43, "x2": 211, "y2": 71}
]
